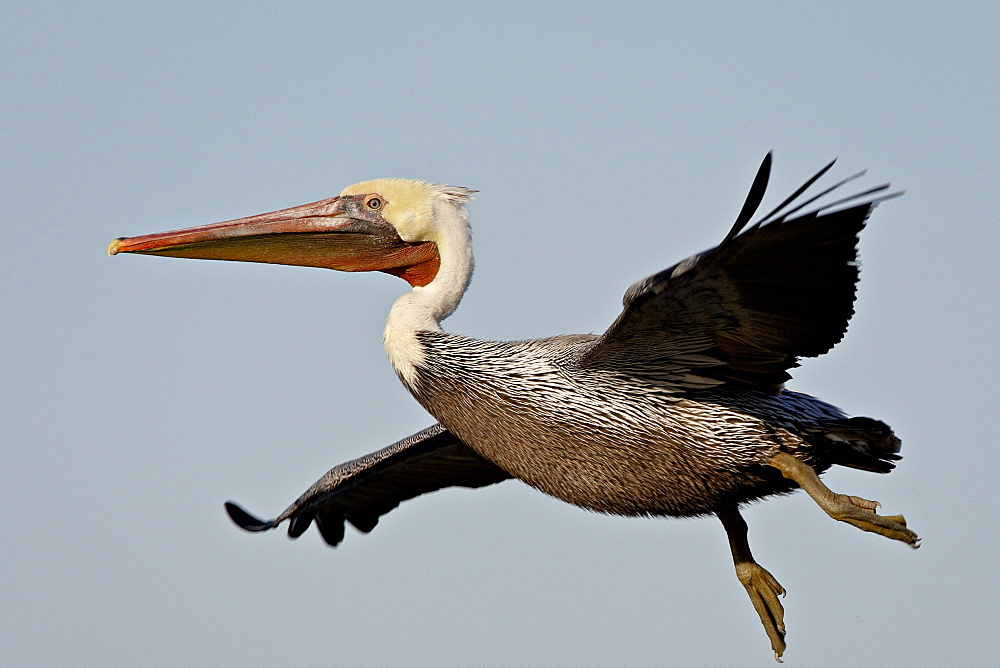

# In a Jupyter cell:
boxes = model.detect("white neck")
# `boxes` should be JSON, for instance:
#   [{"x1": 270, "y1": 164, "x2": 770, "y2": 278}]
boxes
[{"x1": 384, "y1": 197, "x2": 474, "y2": 387}]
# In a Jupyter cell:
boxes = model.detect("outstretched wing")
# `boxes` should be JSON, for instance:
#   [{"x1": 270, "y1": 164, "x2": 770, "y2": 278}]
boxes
[
  {"x1": 225, "y1": 424, "x2": 512, "y2": 547},
  {"x1": 581, "y1": 154, "x2": 900, "y2": 393}
]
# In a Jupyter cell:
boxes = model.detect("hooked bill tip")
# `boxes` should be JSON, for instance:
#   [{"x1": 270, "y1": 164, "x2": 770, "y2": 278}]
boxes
[{"x1": 107, "y1": 238, "x2": 126, "y2": 256}]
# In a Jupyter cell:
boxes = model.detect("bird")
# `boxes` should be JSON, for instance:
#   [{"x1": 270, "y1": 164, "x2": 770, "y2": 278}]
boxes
[{"x1": 109, "y1": 154, "x2": 919, "y2": 660}]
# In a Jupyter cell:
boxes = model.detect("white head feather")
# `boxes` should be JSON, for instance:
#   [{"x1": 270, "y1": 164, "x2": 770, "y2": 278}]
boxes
[{"x1": 339, "y1": 179, "x2": 476, "y2": 387}]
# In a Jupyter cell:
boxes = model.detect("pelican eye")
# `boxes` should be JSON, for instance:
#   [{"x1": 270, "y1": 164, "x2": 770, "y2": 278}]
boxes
[{"x1": 366, "y1": 196, "x2": 383, "y2": 210}]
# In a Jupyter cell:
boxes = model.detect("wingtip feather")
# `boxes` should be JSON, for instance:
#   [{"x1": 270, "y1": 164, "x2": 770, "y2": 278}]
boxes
[
  {"x1": 720, "y1": 152, "x2": 773, "y2": 247},
  {"x1": 224, "y1": 501, "x2": 277, "y2": 532}
]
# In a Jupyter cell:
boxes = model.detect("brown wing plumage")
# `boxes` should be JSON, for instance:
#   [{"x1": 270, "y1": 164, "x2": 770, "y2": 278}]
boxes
[
  {"x1": 581, "y1": 154, "x2": 899, "y2": 393},
  {"x1": 225, "y1": 424, "x2": 512, "y2": 547}
]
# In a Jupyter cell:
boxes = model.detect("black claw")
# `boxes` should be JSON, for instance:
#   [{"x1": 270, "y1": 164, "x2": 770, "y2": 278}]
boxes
[{"x1": 224, "y1": 501, "x2": 277, "y2": 532}]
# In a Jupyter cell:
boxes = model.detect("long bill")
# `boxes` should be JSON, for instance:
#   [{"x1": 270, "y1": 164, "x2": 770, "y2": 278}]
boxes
[{"x1": 108, "y1": 197, "x2": 440, "y2": 285}]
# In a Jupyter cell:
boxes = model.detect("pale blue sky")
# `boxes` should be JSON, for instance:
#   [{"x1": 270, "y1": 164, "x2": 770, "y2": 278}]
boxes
[{"x1": 3, "y1": 2, "x2": 998, "y2": 665}]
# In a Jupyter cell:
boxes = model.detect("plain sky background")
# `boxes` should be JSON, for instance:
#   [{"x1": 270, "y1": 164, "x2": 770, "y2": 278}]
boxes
[{"x1": 3, "y1": 2, "x2": 998, "y2": 666}]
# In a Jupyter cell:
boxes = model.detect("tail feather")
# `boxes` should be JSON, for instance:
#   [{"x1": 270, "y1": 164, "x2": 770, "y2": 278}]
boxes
[{"x1": 804, "y1": 416, "x2": 901, "y2": 473}]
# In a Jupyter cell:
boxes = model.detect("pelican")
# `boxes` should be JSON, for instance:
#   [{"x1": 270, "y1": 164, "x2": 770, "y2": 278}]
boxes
[{"x1": 109, "y1": 154, "x2": 918, "y2": 660}]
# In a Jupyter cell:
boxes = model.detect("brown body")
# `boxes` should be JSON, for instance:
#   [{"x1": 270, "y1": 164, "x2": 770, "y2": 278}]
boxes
[{"x1": 411, "y1": 332, "x2": 871, "y2": 517}]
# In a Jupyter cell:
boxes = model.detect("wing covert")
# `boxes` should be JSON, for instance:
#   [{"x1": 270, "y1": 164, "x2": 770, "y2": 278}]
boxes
[{"x1": 581, "y1": 154, "x2": 899, "y2": 393}]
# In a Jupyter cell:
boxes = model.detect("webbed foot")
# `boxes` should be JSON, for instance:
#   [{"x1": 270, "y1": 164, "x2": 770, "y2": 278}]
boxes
[
  {"x1": 820, "y1": 491, "x2": 919, "y2": 546},
  {"x1": 736, "y1": 561, "x2": 786, "y2": 661}
]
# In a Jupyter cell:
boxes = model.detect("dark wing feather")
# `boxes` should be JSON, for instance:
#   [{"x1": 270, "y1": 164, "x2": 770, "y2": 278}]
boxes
[
  {"x1": 225, "y1": 424, "x2": 512, "y2": 547},
  {"x1": 581, "y1": 154, "x2": 899, "y2": 393}
]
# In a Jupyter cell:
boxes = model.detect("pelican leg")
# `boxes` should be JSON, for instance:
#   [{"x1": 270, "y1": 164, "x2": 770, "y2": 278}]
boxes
[
  {"x1": 717, "y1": 506, "x2": 787, "y2": 662},
  {"x1": 769, "y1": 452, "x2": 920, "y2": 547}
]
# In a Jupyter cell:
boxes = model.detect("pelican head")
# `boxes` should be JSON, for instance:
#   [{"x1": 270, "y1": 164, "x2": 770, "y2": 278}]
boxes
[{"x1": 108, "y1": 179, "x2": 475, "y2": 288}]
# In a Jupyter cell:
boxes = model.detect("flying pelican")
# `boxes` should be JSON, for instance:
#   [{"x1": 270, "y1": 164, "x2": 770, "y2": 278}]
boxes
[{"x1": 109, "y1": 154, "x2": 918, "y2": 660}]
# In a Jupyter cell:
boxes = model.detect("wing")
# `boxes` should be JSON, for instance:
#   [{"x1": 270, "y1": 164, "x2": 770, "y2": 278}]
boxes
[
  {"x1": 225, "y1": 424, "x2": 512, "y2": 547},
  {"x1": 581, "y1": 153, "x2": 901, "y2": 393}
]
